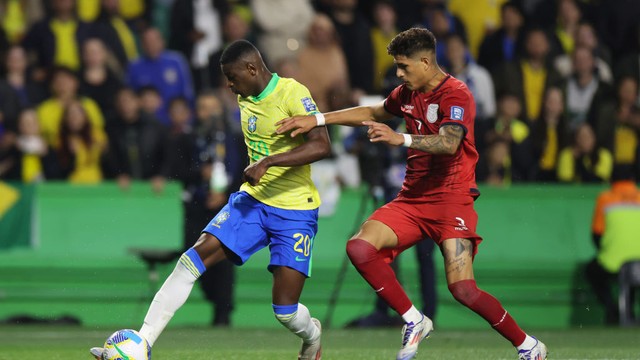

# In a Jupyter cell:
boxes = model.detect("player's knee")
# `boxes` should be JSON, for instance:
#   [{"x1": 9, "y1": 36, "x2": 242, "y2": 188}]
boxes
[
  {"x1": 448, "y1": 279, "x2": 481, "y2": 307},
  {"x1": 346, "y1": 239, "x2": 378, "y2": 265},
  {"x1": 273, "y1": 303, "x2": 299, "y2": 327}
]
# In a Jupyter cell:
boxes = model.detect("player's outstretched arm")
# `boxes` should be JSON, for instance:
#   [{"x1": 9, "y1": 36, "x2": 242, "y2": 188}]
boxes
[
  {"x1": 243, "y1": 126, "x2": 331, "y2": 185},
  {"x1": 275, "y1": 102, "x2": 392, "y2": 137},
  {"x1": 367, "y1": 122, "x2": 464, "y2": 155}
]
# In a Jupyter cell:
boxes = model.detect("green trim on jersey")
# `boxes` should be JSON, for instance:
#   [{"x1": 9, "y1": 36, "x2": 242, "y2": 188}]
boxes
[{"x1": 251, "y1": 73, "x2": 280, "y2": 102}]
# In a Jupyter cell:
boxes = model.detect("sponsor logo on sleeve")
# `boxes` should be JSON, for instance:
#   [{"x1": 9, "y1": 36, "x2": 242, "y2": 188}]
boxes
[
  {"x1": 450, "y1": 106, "x2": 464, "y2": 120},
  {"x1": 301, "y1": 97, "x2": 317, "y2": 112}
]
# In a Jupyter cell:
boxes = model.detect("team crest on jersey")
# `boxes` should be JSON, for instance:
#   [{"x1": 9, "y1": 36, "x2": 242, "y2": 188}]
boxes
[
  {"x1": 450, "y1": 106, "x2": 464, "y2": 120},
  {"x1": 248, "y1": 115, "x2": 257, "y2": 133},
  {"x1": 211, "y1": 211, "x2": 230, "y2": 228},
  {"x1": 301, "y1": 97, "x2": 317, "y2": 112},
  {"x1": 427, "y1": 104, "x2": 439, "y2": 123}
]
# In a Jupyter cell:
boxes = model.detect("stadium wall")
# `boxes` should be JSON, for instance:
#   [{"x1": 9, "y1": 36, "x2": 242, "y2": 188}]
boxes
[{"x1": 0, "y1": 182, "x2": 606, "y2": 329}]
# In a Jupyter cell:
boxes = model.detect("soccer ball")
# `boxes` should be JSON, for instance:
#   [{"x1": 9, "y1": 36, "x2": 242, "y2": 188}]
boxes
[{"x1": 102, "y1": 329, "x2": 151, "y2": 360}]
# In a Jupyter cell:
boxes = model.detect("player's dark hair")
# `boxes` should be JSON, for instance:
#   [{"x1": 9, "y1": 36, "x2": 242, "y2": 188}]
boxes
[
  {"x1": 220, "y1": 40, "x2": 258, "y2": 65},
  {"x1": 387, "y1": 28, "x2": 437, "y2": 58},
  {"x1": 611, "y1": 164, "x2": 636, "y2": 182}
]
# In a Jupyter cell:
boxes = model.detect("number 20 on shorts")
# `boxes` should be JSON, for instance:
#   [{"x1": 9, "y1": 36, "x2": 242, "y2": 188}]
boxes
[{"x1": 293, "y1": 233, "x2": 311, "y2": 257}]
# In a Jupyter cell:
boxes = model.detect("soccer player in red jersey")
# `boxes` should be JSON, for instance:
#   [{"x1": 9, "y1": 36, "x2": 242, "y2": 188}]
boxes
[{"x1": 277, "y1": 28, "x2": 547, "y2": 360}]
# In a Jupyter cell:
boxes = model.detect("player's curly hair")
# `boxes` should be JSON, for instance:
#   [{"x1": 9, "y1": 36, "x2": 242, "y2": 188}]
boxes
[
  {"x1": 387, "y1": 28, "x2": 437, "y2": 58},
  {"x1": 220, "y1": 39, "x2": 259, "y2": 65}
]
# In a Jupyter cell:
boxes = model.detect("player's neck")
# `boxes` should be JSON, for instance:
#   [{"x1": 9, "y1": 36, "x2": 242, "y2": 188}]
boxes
[{"x1": 419, "y1": 68, "x2": 446, "y2": 93}]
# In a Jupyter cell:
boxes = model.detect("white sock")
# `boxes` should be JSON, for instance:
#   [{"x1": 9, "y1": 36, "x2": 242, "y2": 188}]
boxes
[
  {"x1": 516, "y1": 335, "x2": 537, "y2": 350},
  {"x1": 274, "y1": 303, "x2": 320, "y2": 344},
  {"x1": 401, "y1": 305, "x2": 423, "y2": 324},
  {"x1": 139, "y1": 261, "x2": 199, "y2": 346}
]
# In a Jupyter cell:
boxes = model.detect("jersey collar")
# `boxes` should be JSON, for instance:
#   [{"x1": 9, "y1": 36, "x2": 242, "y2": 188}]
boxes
[{"x1": 251, "y1": 73, "x2": 280, "y2": 102}]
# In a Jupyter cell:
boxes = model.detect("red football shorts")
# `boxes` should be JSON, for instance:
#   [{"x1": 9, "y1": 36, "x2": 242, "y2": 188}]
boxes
[{"x1": 368, "y1": 194, "x2": 483, "y2": 263}]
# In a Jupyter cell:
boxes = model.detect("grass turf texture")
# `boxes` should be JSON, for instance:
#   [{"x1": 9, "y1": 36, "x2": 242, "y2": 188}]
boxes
[{"x1": 1, "y1": 325, "x2": 639, "y2": 359}]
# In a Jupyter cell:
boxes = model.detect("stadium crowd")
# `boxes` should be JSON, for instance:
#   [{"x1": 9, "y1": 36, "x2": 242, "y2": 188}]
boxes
[{"x1": 1, "y1": 0, "x2": 640, "y2": 189}]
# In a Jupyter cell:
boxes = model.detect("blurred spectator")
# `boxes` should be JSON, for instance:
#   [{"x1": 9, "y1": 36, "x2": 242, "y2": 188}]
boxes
[
  {"x1": 0, "y1": 0, "x2": 45, "y2": 44},
  {"x1": 554, "y1": 22, "x2": 613, "y2": 84},
  {"x1": 105, "y1": 87, "x2": 167, "y2": 191},
  {"x1": 138, "y1": 85, "x2": 164, "y2": 123},
  {"x1": 557, "y1": 123, "x2": 612, "y2": 183},
  {"x1": 0, "y1": 45, "x2": 46, "y2": 109},
  {"x1": 207, "y1": 10, "x2": 254, "y2": 88},
  {"x1": 325, "y1": 0, "x2": 374, "y2": 96},
  {"x1": 594, "y1": 0, "x2": 640, "y2": 60},
  {"x1": 476, "y1": 139, "x2": 510, "y2": 186},
  {"x1": 591, "y1": 77, "x2": 638, "y2": 157},
  {"x1": 531, "y1": 87, "x2": 569, "y2": 182},
  {"x1": 160, "y1": 96, "x2": 194, "y2": 195},
  {"x1": 370, "y1": 0, "x2": 397, "y2": 94},
  {"x1": 448, "y1": 0, "x2": 506, "y2": 59},
  {"x1": 493, "y1": 27, "x2": 562, "y2": 122},
  {"x1": 483, "y1": 93, "x2": 534, "y2": 182},
  {"x1": 443, "y1": 33, "x2": 495, "y2": 154},
  {"x1": 250, "y1": 0, "x2": 314, "y2": 66},
  {"x1": 295, "y1": 14, "x2": 350, "y2": 112},
  {"x1": 22, "y1": 0, "x2": 91, "y2": 78},
  {"x1": 0, "y1": 58, "x2": 23, "y2": 132},
  {"x1": 89, "y1": 0, "x2": 138, "y2": 70},
  {"x1": 79, "y1": 38, "x2": 124, "y2": 121},
  {"x1": 37, "y1": 66, "x2": 105, "y2": 148},
  {"x1": 424, "y1": 4, "x2": 466, "y2": 67},
  {"x1": 169, "y1": 0, "x2": 228, "y2": 90},
  {"x1": 126, "y1": 27, "x2": 194, "y2": 127},
  {"x1": 563, "y1": 46, "x2": 612, "y2": 132},
  {"x1": 0, "y1": 109, "x2": 57, "y2": 181},
  {"x1": 55, "y1": 100, "x2": 107, "y2": 183},
  {"x1": 183, "y1": 90, "x2": 247, "y2": 327},
  {"x1": 478, "y1": 1, "x2": 525, "y2": 74},
  {"x1": 548, "y1": 0, "x2": 582, "y2": 57},
  {"x1": 586, "y1": 165, "x2": 640, "y2": 324}
]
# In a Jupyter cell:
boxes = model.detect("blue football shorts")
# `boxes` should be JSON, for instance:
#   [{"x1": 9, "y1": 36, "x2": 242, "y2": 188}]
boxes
[{"x1": 202, "y1": 191, "x2": 319, "y2": 277}]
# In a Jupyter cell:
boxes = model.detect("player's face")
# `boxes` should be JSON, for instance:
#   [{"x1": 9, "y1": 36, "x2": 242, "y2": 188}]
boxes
[
  {"x1": 221, "y1": 62, "x2": 255, "y2": 98},
  {"x1": 393, "y1": 54, "x2": 430, "y2": 91}
]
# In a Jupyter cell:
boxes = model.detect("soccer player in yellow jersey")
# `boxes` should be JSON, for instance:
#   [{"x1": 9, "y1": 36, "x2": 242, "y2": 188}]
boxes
[{"x1": 91, "y1": 40, "x2": 331, "y2": 360}]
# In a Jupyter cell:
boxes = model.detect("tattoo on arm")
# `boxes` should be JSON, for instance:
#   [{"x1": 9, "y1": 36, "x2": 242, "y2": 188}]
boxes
[
  {"x1": 444, "y1": 238, "x2": 473, "y2": 276},
  {"x1": 409, "y1": 124, "x2": 464, "y2": 155}
]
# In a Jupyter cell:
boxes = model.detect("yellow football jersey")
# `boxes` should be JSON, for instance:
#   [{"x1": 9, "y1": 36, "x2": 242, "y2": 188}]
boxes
[{"x1": 238, "y1": 74, "x2": 322, "y2": 210}]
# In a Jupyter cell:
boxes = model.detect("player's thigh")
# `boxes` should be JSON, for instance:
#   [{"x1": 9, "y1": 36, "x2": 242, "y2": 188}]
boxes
[
  {"x1": 440, "y1": 237, "x2": 475, "y2": 284},
  {"x1": 202, "y1": 192, "x2": 269, "y2": 265},
  {"x1": 192, "y1": 233, "x2": 232, "y2": 268},
  {"x1": 350, "y1": 220, "x2": 399, "y2": 249}
]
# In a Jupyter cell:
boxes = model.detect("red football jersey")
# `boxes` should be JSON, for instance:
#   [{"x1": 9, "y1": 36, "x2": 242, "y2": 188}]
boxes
[{"x1": 384, "y1": 74, "x2": 479, "y2": 198}]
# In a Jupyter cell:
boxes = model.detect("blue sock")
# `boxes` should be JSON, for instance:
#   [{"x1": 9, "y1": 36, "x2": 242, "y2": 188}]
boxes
[{"x1": 179, "y1": 248, "x2": 206, "y2": 278}]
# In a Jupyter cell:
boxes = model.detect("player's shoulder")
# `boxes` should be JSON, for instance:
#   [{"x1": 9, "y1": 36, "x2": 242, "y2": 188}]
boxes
[{"x1": 441, "y1": 75, "x2": 473, "y2": 101}]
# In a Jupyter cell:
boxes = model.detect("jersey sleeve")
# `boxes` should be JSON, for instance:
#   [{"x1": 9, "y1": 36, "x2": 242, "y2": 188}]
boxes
[
  {"x1": 383, "y1": 85, "x2": 404, "y2": 117},
  {"x1": 439, "y1": 87, "x2": 474, "y2": 133},
  {"x1": 286, "y1": 81, "x2": 320, "y2": 117}
]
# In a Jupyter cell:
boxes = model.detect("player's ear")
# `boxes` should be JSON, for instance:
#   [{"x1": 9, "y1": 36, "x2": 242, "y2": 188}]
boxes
[
  {"x1": 419, "y1": 55, "x2": 431, "y2": 71},
  {"x1": 246, "y1": 62, "x2": 257, "y2": 76}
]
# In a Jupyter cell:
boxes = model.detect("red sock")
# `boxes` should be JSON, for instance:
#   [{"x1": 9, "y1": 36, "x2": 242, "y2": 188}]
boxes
[
  {"x1": 346, "y1": 239, "x2": 413, "y2": 315},
  {"x1": 448, "y1": 279, "x2": 526, "y2": 346}
]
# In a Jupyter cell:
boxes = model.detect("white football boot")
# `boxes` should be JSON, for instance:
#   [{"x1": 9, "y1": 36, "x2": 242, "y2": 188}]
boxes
[
  {"x1": 396, "y1": 314, "x2": 433, "y2": 360},
  {"x1": 517, "y1": 337, "x2": 548, "y2": 360},
  {"x1": 298, "y1": 318, "x2": 322, "y2": 360}
]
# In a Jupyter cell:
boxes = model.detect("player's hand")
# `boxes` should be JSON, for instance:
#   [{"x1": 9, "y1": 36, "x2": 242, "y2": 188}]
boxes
[
  {"x1": 243, "y1": 157, "x2": 270, "y2": 186},
  {"x1": 363, "y1": 121, "x2": 404, "y2": 146},
  {"x1": 275, "y1": 115, "x2": 316, "y2": 137}
]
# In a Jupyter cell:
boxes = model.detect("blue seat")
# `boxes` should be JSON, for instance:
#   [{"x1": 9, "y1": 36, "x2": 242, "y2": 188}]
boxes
[{"x1": 618, "y1": 260, "x2": 640, "y2": 326}]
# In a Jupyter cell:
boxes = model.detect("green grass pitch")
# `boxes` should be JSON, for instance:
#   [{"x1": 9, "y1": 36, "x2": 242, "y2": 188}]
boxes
[{"x1": 1, "y1": 325, "x2": 639, "y2": 359}]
